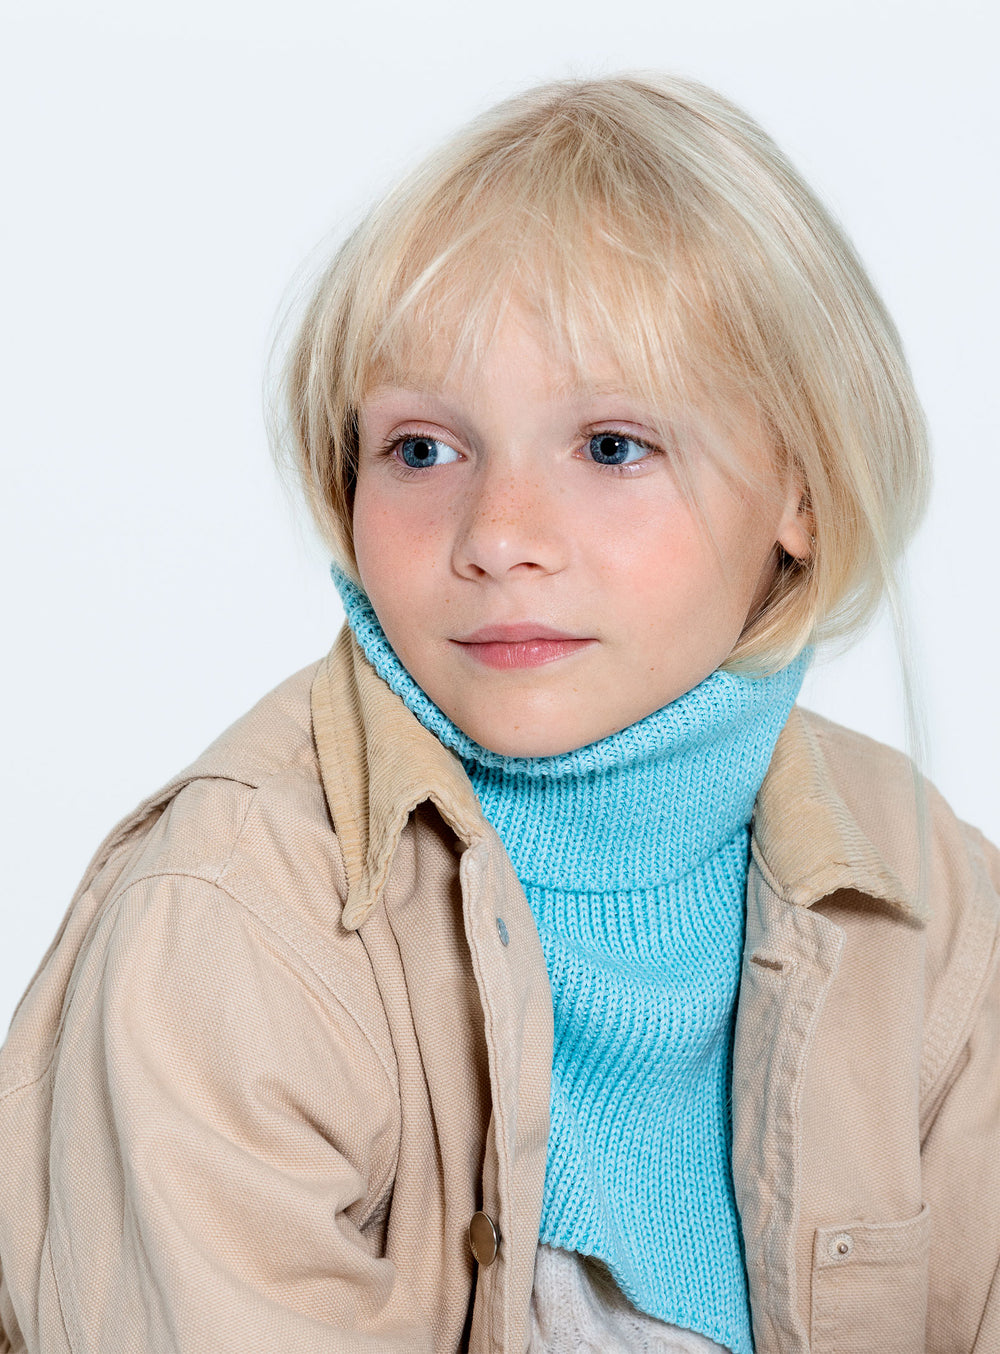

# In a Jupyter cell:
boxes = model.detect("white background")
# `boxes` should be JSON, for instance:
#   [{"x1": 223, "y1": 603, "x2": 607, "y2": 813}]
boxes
[{"x1": 2, "y1": 0, "x2": 997, "y2": 1032}]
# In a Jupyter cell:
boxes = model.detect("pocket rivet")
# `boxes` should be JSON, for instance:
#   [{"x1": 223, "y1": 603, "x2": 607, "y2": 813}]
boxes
[{"x1": 830, "y1": 1232, "x2": 854, "y2": 1260}]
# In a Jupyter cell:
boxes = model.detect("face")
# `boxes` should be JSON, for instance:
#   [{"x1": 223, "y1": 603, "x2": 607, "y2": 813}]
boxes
[{"x1": 352, "y1": 308, "x2": 811, "y2": 757}]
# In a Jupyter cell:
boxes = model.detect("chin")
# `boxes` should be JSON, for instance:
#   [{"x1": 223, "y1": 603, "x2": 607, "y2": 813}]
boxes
[
  {"x1": 468, "y1": 720, "x2": 601, "y2": 759},
  {"x1": 493, "y1": 739, "x2": 575, "y2": 758},
  {"x1": 449, "y1": 696, "x2": 637, "y2": 759},
  {"x1": 456, "y1": 717, "x2": 568, "y2": 759}
]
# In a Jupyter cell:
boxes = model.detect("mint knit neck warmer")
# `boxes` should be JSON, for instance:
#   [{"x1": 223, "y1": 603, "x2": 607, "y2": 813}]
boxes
[{"x1": 334, "y1": 568, "x2": 808, "y2": 1354}]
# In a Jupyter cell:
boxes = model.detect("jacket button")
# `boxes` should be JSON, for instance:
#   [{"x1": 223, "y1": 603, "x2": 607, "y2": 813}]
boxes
[{"x1": 469, "y1": 1211, "x2": 500, "y2": 1266}]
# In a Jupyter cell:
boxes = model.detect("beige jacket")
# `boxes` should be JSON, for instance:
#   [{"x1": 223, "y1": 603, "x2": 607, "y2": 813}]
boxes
[{"x1": 1, "y1": 629, "x2": 999, "y2": 1354}]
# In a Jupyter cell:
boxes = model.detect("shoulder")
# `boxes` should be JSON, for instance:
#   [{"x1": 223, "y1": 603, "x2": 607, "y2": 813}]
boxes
[
  {"x1": 0, "y1": 657, "x2": 389, "y2": 1100},
  {"x1": 785, "y1": 706, "x2": 1000, "y2": 1099},
  {"x1": 83, "y1": 657, "x2": 345, "y2": 916},
  {"x1": 115, "y1": 660, "x2": 350, "y2": 930}
]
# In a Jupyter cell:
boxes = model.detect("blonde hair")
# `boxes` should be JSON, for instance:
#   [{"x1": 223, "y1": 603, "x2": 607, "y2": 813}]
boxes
[{"x1": 276, "y1": 73, "x2": 930, "y2": 671}]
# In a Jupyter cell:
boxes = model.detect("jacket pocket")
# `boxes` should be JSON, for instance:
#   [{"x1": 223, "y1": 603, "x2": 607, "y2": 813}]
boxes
[{"x1": 809, "y1": 1203, "x2": 931, "y2": 1354}]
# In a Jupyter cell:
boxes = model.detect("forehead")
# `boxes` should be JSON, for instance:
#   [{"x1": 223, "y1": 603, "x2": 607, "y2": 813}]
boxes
[
  {"x1": 356, "y1": 211, "x2": 673, "y2": 373},
  {"x1": 361, "y1": 286, "x2": 657, "y2": 409},
  {"x1": 348, "y1": 223, "x2": 760, "y2": 460}
]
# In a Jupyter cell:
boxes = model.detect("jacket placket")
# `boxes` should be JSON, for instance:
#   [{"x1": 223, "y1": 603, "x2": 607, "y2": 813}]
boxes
[
  {"x1": 458, "y1": 836, "x2": 553, "y2": 1354},
  {"x1": 733, "y1": 862, "x2": 845, "y2": 1353}
]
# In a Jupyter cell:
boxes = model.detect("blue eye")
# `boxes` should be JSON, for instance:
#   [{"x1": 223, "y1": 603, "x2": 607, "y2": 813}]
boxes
[
  {"x1": 588, "y1": 433, "x2": 649, "y2": 467},
  {"x1": 397, "y1": 436, "x2": 461, "y2": 469}
]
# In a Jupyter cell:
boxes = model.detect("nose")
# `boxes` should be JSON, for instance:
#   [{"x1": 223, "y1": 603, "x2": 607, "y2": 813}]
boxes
[{"x1": 451, "y1": 458, "x2": 568, "y2": 581}]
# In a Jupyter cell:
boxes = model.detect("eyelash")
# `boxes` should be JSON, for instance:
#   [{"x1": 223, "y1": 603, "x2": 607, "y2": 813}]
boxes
[{"x1": 378, "y1": 428, "x2": 662, "y2": 478}]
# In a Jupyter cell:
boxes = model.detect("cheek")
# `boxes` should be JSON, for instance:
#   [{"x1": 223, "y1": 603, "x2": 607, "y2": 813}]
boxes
[
  {"x1": 593, "y1": 499, "x2": 718, "y2": 608},
  {"x1": 353, "y1": 480, "x2": 442, "y2": 589},
  {"x1": 353, "y1": 483, "x2": 406, "y2": 618},
  {"x1": 605, "y1": 506, "x2": 771, "y2": 651}
]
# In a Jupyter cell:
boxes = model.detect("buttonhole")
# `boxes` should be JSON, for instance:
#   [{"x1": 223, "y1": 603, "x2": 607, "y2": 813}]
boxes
[{"x1": 750, "y1": 951, "x2": 789, "y2": 973}]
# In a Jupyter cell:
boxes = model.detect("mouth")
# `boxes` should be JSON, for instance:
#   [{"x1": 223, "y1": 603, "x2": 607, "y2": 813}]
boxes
[{"x1": 451, "y1": 622, "x2": 595, "y2": 670}]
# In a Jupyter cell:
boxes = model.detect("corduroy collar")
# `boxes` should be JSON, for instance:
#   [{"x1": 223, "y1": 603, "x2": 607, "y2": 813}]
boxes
[
  {"x1": 751, "y1": 703, "x2": 928, "y2": 920},
  {"x1": 310, "y1": 625, "x2": 929, "y2": 929}
]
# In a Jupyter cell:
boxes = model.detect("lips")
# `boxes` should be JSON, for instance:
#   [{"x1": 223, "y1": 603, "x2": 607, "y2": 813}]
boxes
[
  {"x1": 455, "y1": 622, "x2": 584, "y2": 643},
  {"x1": 452, "y1": 623, "x2": 595, "y2": 670}
]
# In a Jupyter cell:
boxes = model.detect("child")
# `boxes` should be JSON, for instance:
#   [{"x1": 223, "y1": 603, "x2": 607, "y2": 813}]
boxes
[{"x1": 1, "y1": 74, "x2": 997, "y2": 1354}]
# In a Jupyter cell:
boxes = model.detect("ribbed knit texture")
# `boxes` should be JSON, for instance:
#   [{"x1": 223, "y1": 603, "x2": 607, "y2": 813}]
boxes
[{"x1": 334, "y1": 568, "x2": 808, "y2": 1354}]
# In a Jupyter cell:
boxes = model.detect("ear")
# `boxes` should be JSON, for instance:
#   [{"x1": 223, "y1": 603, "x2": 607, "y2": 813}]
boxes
[{"x1": 776, "y1": 478, "x2": 815, "y2": 562}]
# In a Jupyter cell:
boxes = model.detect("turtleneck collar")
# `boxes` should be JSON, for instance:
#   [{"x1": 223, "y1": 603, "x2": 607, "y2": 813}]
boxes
[{"x1": 332, "y1": 567, "x2": 810, "y2": 892}]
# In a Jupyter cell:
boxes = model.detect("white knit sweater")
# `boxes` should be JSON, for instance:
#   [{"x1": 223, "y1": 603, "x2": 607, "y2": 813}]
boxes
[{"x1": 528, "y1": 1245, "x2": 733, "y2": 1354}]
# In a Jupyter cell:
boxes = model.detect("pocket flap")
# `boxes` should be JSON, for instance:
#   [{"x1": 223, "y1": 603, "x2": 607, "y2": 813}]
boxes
[
  {"x1": 813, "y1": 1201, "x2": 931, "y2": 1270},
  {"x1": 811, "y1": 1203, "x2": 931, "y2": 1354}
]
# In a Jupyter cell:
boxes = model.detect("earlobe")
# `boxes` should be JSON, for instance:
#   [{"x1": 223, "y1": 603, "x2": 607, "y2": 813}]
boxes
[{"x1": 776, "y1": 487, "x2": 815, "y2": 562}]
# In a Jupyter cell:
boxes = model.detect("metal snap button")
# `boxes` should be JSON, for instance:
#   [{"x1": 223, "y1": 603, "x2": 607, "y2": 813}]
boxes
[
  {"x1": 496, "y1": 917, "x2": 509, "y2": 946},
  {"x1": 469, "y1": 1210, "x2": 500, "y2": 1266},
  {"x1": 829, "y1": 1232, "x2": 854, "y2": 1260}
]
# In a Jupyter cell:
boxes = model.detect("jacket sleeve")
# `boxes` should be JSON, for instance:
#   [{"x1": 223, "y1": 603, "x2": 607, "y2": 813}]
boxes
[
  {"x1": 921, "y1": 870, "x2": 1000, "y2": 1354},
  {"x1": 45, "y1": 871, "x2": 424, "y2": 1354}
]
